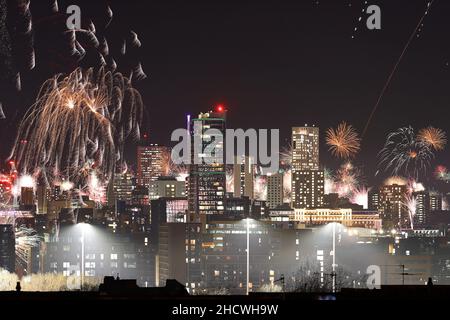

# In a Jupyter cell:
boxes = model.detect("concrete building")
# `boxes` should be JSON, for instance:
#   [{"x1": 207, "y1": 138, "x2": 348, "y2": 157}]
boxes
[
  {"x1": 137, "y1": 144, "x2": 169, "y2": 188},
  {"x1": 149, "y1": 176, "x2": 186, "y2": 200},
  {"x1": 188, "y1": 108, "x2": 226, "y2": 220},
  {"x1": 267, "y1": 173, "x2": 284, "y2": 209}
]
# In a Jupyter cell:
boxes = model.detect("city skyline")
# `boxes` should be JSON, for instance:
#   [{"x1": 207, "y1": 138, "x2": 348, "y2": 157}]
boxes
[{"x1": 2, "y1": 0, "x2": 450, "y2": 310}]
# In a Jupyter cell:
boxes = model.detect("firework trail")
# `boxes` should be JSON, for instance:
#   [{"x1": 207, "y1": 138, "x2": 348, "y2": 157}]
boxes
[
  {"x1": 0, "y1": 102, "x2": 5, "y2": 119},
  {"x1": 282, "y1": 169, "x2": 292, "y2": 203},
  {"x1": 378, "y1": 126, "x2": 434, "y2": 179},
  {"x1": 254, "y1": 175, "x2": 267, "y2": 200},
  {"x1": 0, "y1": 1, "x2": 147, "y2": 120},
  {"x1": 0, "y1": 174, "x2": 13, "y2": 208},
  {"x1": 0, "y1": 0, "x2": 14, "y2": 117},
  {"x1": 417, "y1": 126, "x2": 447, "y2": 151},
  {"x1": 162, "y1": 148, "x2": 189, "y2": 180},
  {"x1": 78, "y1": 171, "x2": 107, "y2": 204},
  {"x1": 15, "y1": 226, "x2": 41, "y2": 268},
  {"x1": 0, "y1": 0, "x2": 34, "y2": 116},
  {"x1": 326, "y1": 122, "x2": 361, "y2": 159},
  {"x1": 226, "y1": 168, "x2": 234, "y2": 193},
  {"x1": 9, "y1": 67, "x2": 143, "y2": 197},
  {"x1": 350, "y1": 0, "x2": 369, "y2": 40},
  {"x1": 402, "y1": 194, "x2": 417, "y2": 230},
  {"x1": 324, "y1": 167, "x2": 336, "y2": 195},
  {"x1": 362, "y1": 0, "x2": 436, "y2": 137}
]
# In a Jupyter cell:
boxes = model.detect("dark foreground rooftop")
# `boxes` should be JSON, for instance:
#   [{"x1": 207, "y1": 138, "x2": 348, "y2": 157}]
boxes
[
  {"x1": 1, "y1": 276, "x2": 450, "y2": 301},
  {"x1": 0, "y1": 279, "x2": 449, "y2": 319}
]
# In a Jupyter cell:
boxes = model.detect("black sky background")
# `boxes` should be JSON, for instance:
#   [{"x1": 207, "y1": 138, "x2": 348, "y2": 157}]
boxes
[{"x1": 1, "y1": 0, "x2": 450, "y2": 188}]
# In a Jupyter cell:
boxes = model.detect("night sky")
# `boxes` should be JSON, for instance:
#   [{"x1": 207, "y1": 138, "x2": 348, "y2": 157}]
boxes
[{"x1": 1, "y1": 0, "x2": 450, "y2": 186}]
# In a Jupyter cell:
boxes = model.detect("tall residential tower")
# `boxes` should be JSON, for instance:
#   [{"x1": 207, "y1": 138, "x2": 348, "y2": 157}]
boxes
[{"x1": 291, "y1": 126, "x2": 324, "y2": 209}]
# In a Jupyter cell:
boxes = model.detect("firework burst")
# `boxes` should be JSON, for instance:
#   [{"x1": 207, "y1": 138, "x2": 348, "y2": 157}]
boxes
[
  {"x1": 417, "y1": 126, "x2": 447, "y2": 151},
  {"x1": 280, "y1": 143, "x2": 292, "y2": 168},
  {"x1": 435, "y1": 165, "x2": 450, "y2": 182},
  {"x1": 326, "y1": 122, "x2": 361, "y2": 159},
  {"x1": 378, "y1": 126, "x2": 434, "y2": 179},
  {"x1": 350, "y1": 187, "x2": 369, "y2": 209},
  {"x1": 9, "y1": 67, "x2": 143, "y2": 197},
  {"x1": 334, "y1": 162, "x2": 363, "y2": 198}
]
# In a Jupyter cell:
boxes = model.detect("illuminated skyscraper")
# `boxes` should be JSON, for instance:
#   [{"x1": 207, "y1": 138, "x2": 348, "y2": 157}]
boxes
[
  {"x1": 291, "y1": 126, "x2": 324, "y2": 209},
  {"x1": 413, "y1": 191, "x2": 430, "y2": 228},
  {"x1": 188, "y1": 107, "x2": 226, "y2": 221},
  {"x1": 291, "y1": 126, "x2": 319, "y2": 171},
  {"x1": 379, "y1": 184, "x2": 408, "y2": 230},
  {"x1": 111, "y1": 172, "x2": 135, "y2": 205},
  {"x1": 137, "y1": 144, "x2": 169, "y2": 189},
  {"x1": 233, "y1": 156, "x2": 254, "y2": 200}
]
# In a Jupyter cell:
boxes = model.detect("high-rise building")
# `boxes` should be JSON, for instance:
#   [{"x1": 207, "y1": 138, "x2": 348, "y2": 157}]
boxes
[
  {"x1": 157, "y1": 222, "x2": 202, "y2": 291},
  {"x1": 111, "y1": 172, "x2": 135, "y2": 206},
  {"x1": 188, "y1": 108, "x2": 226, "y2": 221},
  {"x1": 291, "y1": 126, "x2": 319, "y2": 171},
  {"x1": 137, "y1": 144, "x2": 169, "y2": 189},
  {"x1": 368, "y1": 190, "x2": 380, "y2": 211},
  {"x1": 36, "y1": 186, "x2": 52, "y2": 214},
  {"x1": 149, "y1": 176, "x2": 186, "y2": 200},
  {"x1": 233, "y1": 156, "x2": 254, "y2": 200},
  {"x1": 292, "y1": 170, "x2": 324, "y2": 209},
  {"x1": 379, "y1": 184, "x2": 408, "y2": 230},
  {"x1": 20, "y1": 187, "x2": 34, "y2": 207},
  {"x1": 430, "y1": 193, "x2": 443, "y2": 212},
  {"x1": 267, "y1": 173, "x2": 284, "y2": 209},
  {"x1": 414, "y1": 191, "x2": 430, "y2": 228},
  {"x1": 291, "y1": 126, "x2": 323, "y2": 209}
]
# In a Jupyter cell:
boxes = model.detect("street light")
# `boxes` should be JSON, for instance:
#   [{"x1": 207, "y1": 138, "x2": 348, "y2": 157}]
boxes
[
  {"x1": 244, "y1": 218, "x2": 252, "y2": 295},
  {"x1": 75, "y1": 222, "x2": 92, "y2": 291},
  {"x1": 331, "y1": 222, "x2": 338, "y2": 293},
  {"x1": 323, "y1": 222, "x2": 340, "y2": 293}
]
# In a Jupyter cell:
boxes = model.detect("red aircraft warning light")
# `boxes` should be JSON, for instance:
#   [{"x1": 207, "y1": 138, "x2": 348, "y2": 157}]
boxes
[{"x1": 216, "y1": 104, "x2": 225, "y2": 113}]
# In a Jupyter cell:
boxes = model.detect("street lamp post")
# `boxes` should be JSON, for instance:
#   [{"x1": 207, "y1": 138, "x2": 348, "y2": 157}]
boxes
[
  {"x1": 246, "y1": 218, "x2": 250, "y2": 296},
  {"x1": 80, "y1": 224, "x2": 85, "y2": 291},
  {"x1": 332, "y1": 222, "x2": 336, "y2": 293}
]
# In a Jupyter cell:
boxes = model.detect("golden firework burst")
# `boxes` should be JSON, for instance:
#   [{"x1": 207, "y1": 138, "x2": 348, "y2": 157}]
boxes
[
  {"x1": 326, "y1": 122, "x2": 361, "y2": 159},
  {"x1": 417, "y1": 126, "x2": 447, "y2": 151}
]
